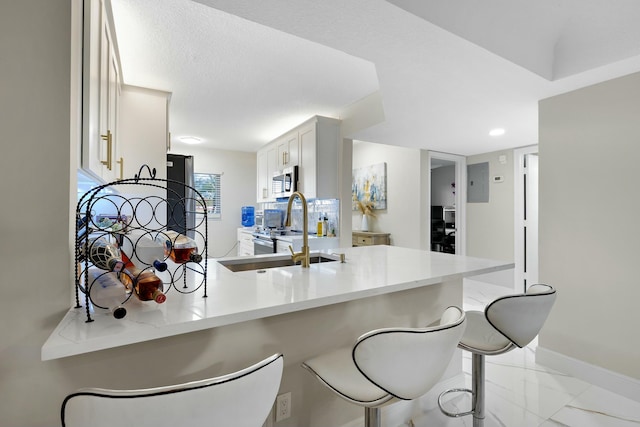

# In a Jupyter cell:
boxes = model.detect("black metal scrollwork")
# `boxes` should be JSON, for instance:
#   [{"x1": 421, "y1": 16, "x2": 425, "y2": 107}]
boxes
[{"x1": 75, "y1": 164, "x2": 208, "y2": 322}]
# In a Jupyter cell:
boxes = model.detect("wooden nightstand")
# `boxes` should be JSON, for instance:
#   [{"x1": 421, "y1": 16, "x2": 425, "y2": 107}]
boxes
[{"x1": 352, "y1": 231, "x2": 391, "y2": 247}]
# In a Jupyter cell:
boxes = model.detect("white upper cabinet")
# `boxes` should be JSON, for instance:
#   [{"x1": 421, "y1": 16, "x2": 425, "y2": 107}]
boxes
[
  {"x1": 256, "y1": 144, "x2": 277, "y2": 202},
  {"x1": 81, "y1": 0, "x2": 171, "y2": 190},
  {"x1": 297, "y1": 116, "x2": 341, "y2": 200},
  {"x1": 256, "y1": 116, "x2": 341, "y2": 203},
  {"x1": 276, "y1": 130, "x2": 299, "y2": 170},
  {"x1": 118, "y1": 85, "x2": 170, "y2": 185},
  {"x1": 82, "y1": 0, "x2": 120, "y2": 183}
]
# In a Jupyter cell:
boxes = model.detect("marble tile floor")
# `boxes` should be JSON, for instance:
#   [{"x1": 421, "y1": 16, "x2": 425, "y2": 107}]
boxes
[{"x1": 403, "y1": 279, "x2": 640, "y2": 427}]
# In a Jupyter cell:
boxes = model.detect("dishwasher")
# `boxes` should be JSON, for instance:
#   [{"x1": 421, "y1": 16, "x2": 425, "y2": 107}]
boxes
[{"x1": 253, "y1": 234, "x2": 277, "y2": 254}]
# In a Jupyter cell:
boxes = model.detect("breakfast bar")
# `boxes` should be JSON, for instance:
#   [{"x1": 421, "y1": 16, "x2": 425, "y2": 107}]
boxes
[
  {"x1": 43, "y1": 245, "x2": 512, "y2": 361},
  {"x1": 43, "y1": 245, "x2": 512, "y2": 426}
]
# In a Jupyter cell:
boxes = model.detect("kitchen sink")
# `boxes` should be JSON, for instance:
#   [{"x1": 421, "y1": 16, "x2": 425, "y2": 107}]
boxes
[{"x1": 219, "y1": 254, "x2": 339, "y2": 272}]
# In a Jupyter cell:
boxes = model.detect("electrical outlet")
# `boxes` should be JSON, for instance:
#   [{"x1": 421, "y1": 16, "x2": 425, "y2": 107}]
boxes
[{"x1": 275, "y1": 392, "x2": 291, "y2": 422}]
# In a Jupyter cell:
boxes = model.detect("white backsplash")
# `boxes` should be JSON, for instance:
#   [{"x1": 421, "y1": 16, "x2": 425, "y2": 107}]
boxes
[{"x1": 263, "y1": 198, "x2": 340, "y2": 236}]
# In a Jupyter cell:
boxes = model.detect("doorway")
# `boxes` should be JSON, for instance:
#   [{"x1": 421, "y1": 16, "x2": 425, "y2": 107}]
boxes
[
  {"x1": 429, "y1": 152, "x2": 466, "y2": 255},
  {"x1": 514, "y1": 146, "x2": 539, "y2": 292}
]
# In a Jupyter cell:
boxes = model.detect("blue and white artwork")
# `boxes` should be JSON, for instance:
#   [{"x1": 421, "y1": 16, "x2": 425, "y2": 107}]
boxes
[{"x1": 352, "y1": 162, "x2": 387, "y2": 210}]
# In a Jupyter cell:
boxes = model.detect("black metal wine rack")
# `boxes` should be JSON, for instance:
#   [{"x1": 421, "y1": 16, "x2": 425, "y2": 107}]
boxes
[{"x1": 75, "y1": 165, "x2": 208, "y2": 322}]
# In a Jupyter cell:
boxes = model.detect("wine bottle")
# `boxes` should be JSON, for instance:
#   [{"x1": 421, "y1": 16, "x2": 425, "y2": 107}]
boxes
[
  {"x1": 87, "y1": 267, "x2": 128, "y2": 319},
  {"x1": 156, "y1": 230, "x2": 202, "y2": 264},
  {"x1": 122, "y1": 230, "x2": 168, "y2": 272},
  {"x1": 84, "y1": 237, "x2": 124, "y2": 272},
  {"x1": 118, "y1": 265, "x2": 166, "y2": 304}
]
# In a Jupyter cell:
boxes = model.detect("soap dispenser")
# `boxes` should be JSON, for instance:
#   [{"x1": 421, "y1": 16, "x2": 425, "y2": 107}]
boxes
[{"x1": 322, "y1": 215, "x2": 328, "y2": 237}]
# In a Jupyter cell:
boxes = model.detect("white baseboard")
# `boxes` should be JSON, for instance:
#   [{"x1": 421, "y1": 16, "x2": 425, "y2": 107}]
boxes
[
  {"x1": 536, "y1": 345, "x2": 640, "y2": 403},
  {"x1": 338, "y1": 374, "x2": 465, "y2": 427}
]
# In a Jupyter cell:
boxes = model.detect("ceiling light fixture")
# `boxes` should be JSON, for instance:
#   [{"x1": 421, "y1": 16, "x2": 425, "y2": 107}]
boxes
[
  {"x1": 489, "y1": 128, "x2": 505, "y2": 137},
  {"x1": 179, "y1": 136, "x2": 203, "y2": 144}
]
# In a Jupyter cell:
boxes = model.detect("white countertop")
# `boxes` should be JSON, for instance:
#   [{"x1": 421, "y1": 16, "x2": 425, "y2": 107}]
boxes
[{"x1": 42, "y1": 246, "x2": 512, "y2": 360}]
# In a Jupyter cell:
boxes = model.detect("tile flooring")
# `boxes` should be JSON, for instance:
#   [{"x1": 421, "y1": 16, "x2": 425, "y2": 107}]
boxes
[{"x1": 405, "y1": 279, "x2": 640, "y2": 427}]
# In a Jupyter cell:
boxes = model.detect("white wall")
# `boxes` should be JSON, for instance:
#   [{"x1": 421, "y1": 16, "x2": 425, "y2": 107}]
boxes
[
  {"x1": 465, "y1": 150, "x2": 515, "y2": 263},
  {"x1": 0, "y1": 1, "x2": 73, "y2": 424},
  {"x1": 538, "y1": 71, "x2": 640, "y2": 381},
  {"x1": 169, "y1": 145, "x2": 256, "y2": 258},
  {"x1": 352, "y1": 141, "x2": 425, "y2": 248}
]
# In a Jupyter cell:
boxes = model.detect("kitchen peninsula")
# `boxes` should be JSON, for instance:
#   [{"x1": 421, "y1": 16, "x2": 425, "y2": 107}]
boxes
[
  {"x1": 43, "y1": 245, "x2": 511, "y2": 426},
  {"x1": 43, "y1": 245, "x2": 511, "y2": 360}
]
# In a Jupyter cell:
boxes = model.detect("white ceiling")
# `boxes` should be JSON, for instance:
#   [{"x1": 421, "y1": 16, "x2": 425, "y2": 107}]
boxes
[{"x1": 110, "y1": 0, "x2": 640, "y2": 156}]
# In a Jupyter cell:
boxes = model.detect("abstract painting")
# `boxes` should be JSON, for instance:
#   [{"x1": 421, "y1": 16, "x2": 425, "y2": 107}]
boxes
[{"x1": 352, "y1": 162, "x2": 387, "y2": 210}]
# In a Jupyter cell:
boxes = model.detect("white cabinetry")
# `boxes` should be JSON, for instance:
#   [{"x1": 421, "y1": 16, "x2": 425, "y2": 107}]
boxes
[
  {"x1": 256, "y1": 116, "x2": 341, "y2": 203},
  {"x1": 256, "y1": 145, "x2": 277, "y2": 202},
  {"x1": 297, "y1": 116, "x2": 341, "y2": 199},
  {"x1": 276, "y1": 130, "x2": 299, "y2": 170},
  {"x1": 238, "y1": 229, "x2": 255, "y2": 256},
  {"x1": 276, "y1": 239, "x2": 291, "y2": 254},
  {"x1": 82, "y1": 0, "x2": 120, "y2": 183},
  {"x1": 118, "y1": 85, "x2": 170, "y2": 187}
]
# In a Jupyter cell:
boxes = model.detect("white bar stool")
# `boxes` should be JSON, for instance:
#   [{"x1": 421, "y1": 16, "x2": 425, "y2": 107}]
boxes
[
  {"x1": 302, "y1": 306, "x2": 466, "y2": 427},
  {"x1": 61, "y1": 353, "x2": 283, "y2": 427},
  {"x1": 438, "y1": 284, "x2": 557, "y2": 426}
]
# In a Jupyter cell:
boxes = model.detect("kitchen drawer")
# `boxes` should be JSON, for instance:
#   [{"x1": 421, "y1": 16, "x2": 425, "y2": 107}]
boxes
[
  {"x1": 353, "y1": 236, "x2": 373, "y2": 246},
  {"x1": 352, "y1": 232, "x2": 390, "y2": 247}
]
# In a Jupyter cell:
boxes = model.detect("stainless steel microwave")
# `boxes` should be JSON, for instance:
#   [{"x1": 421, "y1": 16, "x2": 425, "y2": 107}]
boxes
[{"x1": 272, "y1": 165, "x2": 298, "y2": 198}]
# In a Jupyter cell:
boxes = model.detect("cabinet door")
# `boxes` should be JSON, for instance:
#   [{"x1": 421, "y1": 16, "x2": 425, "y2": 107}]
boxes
[
  {"x1": 276, "y1": 131, "x2": 299, "y2": 169},
  {"x1": 118, "y1": 86, "x2": 169, "y2": 192},
  {"x1": 107, "y1": 43, "x2": 120, "y2": 180},
  {"x1": 98, "y1": 0, "x2": 118, "y2": 182},
  {"x1": 81, "y1": 0, "x2": 119, "y2": 183},
  {"x1": 298, "y1": 122, "x2": 317, "y2": 198},
  {"x1": 266, "y1": 145, "x2": 277, "y2": 199},
  {"x1": 256, "y1": 149, "x2": 268, "y2": 202},
  {"x1": 276, "y1": 139, "x2": 288, "y2": 170},
  {"x1": 276, "y1": 240, "x2": 291, "y2": 254},
  {"x1": 256, "y1": 144, "x2": 277, "y2": 202},
  {"x1": 287, "y1": 132, "x2": 299, "y2": 167}
]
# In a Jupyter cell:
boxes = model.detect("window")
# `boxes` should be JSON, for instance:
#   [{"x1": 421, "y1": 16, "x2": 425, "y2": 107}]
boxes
[{"x1": 194, "y1": 173, "x2": 221, "y2": 219}]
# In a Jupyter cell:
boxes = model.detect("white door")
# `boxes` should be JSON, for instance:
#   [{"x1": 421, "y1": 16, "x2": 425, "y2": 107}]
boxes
[
  {"x1": 514, "y1": 146, "x2": 539, "y2": 293},
  {"x1": 524, "y1": 153, "x2": 539, "y2": 289},
  {"x1": 428, "y1": 152, "x2": 466, "y2": 255}
]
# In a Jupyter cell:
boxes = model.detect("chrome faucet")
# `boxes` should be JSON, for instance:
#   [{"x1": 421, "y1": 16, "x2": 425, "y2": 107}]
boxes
[{"x1": 285, "y1": 191, "x2": 310, "y2": 268}]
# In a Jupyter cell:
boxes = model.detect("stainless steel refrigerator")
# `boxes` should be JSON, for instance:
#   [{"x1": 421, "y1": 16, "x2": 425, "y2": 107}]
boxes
[{"x1": 166, "y1": 154, "x2": 195, "y2": 238}]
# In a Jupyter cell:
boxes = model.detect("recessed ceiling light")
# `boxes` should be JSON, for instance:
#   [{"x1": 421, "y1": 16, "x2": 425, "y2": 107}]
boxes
[
  {"x1": 179, "y1": 136, "x2": 203, "y2": 144},
  {"x1": 489, "y1": 128, "x2": 505, "y2": 137}
]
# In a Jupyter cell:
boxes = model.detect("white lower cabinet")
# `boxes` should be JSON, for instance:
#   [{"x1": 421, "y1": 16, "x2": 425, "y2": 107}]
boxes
[
  {"x1": 276, "y1": 239, "x2": 291, "y2": 254},
  {"x1": 238, "y1": 229, "x2": 254, "y2": 256}
]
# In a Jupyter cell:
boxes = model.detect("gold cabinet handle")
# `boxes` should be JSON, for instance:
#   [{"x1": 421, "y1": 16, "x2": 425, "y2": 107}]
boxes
[
  {"x1": 116, "y1": 157, "x2": 124, "y2": 180},
  {"x1": 100, "y1": 130, "x2": 113, "y2": 170}
]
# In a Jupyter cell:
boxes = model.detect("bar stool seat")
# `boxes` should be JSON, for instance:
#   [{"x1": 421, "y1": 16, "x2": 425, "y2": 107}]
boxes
[
  {"x1": 303, "y1": 306, "x2": 466, "y2": 427},
  {"x1": 61, "y1": 353, "x2": 283, "y2": 427},
  {"x1": 439, "y1": 284, "x2": 557, "y2": 427},
  {"x1": 304, "y1": 347, "x2": 392, "y2": 407},
  {"x1": 461, "y1": 311, "x2": 512, "y2": 352}
]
